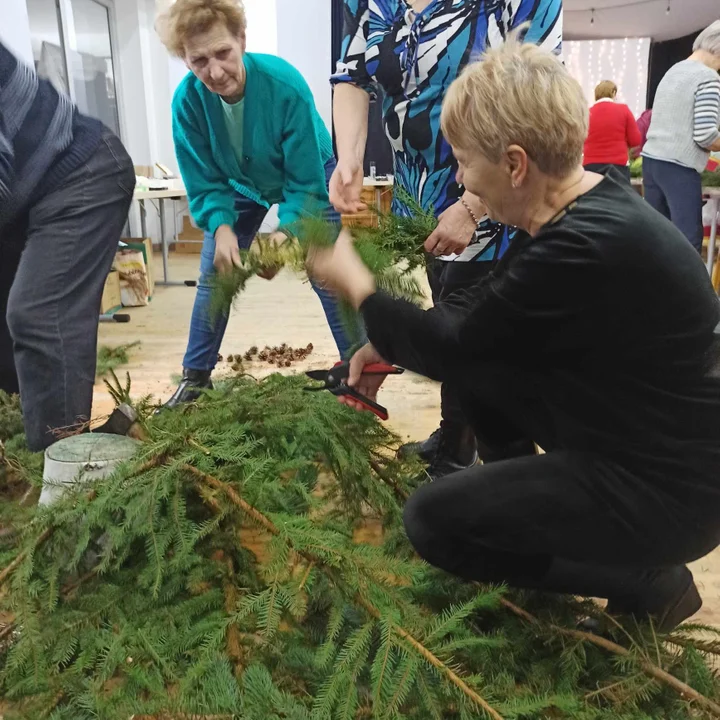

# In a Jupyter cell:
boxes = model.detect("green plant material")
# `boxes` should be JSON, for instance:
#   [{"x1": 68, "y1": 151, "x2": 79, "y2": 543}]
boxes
[
  {"x1": 1, "y1": 375, "x2": 719, "y2": 719},
  {"x1": 629, "y1": 157, "x2": 720, "y2": 188},
  {"x1": 0, "y1": 392, "x2": 43, "y2": 543},
  {"x1": 0, "y1": 392, "x2": 24, "y2": 445},
  {"x1": 95, "y1": 341, "x2": 141, "y2": 379},
  {"x1": 210, "y1": 189, "x2": 435, "y2": 322}
]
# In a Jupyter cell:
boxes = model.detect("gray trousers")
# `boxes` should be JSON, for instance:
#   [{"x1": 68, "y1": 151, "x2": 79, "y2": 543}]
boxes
[{"x1": 0, "y1": 129, "x2": 135, "y2": 451}]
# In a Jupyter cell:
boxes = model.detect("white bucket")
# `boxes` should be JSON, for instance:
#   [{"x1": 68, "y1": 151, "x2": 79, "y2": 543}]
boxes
[{"x1": 40, "y1": 433, "x2": 142, "y2": 506}]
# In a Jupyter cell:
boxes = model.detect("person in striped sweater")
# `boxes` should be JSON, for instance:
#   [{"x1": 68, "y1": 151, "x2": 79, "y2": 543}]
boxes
[
  {"x1": 0, "y1": 41, "x2": 135, "y2": 451},
  {"x1": 642, "y1": 21, "x2": 720, "y2": 252}
]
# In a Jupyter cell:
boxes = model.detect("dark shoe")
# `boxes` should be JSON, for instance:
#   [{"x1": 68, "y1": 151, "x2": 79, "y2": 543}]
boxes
[
  {"x1": 93, "y1": 404, "x2": 138, "y2": 436},
  {"x1": 398, "y1": 427, "x2": 442, "y2": 463},
  {"x1": 425, "y1": 423, "x2": 478, "y2": 482},
  {"x1": 425, "y1": 451, "x2": 479, "y2": 482},
  {"x1": 543, "y1": 561, "x2": 701, "y2": 634},
  {"x1": 160, "y1": 369, "x2": 213, "y2": 411},
  {"x1": 650, "y1": 567, "x2": 702, "y2": 632}
]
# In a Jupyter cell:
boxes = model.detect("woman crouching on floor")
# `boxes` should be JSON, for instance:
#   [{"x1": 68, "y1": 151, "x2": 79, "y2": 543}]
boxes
[{"x1": 308, "y1": 35, "x2": 720, "y2": 631}]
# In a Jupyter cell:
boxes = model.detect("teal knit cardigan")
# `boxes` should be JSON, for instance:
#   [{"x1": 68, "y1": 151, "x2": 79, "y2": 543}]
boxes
[{"x1": 172, "y1": 52, "x2": 334, "y2": 236}]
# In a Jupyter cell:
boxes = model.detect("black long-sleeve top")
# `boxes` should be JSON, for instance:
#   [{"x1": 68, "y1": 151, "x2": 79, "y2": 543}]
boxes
[{"x1": 361, "y1": 173, "x2": 720, "y2": 494}]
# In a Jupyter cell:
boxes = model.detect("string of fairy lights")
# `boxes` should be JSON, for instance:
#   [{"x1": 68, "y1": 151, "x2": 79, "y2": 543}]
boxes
[{"x1": 564, "y1": 37, "x2": 652, "y2": 117}]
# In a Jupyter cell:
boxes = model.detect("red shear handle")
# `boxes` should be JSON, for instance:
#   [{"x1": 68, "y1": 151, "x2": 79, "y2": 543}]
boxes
[
  {"x1": 339, "y1": 386, "x2": 390, "y2": 421},
  {"x1": 361, "y1": 363, "x2": 404, "y2": 376}
]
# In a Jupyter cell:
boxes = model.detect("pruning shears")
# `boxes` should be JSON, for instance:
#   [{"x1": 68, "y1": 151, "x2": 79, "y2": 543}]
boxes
[{"x1": 305, "y1": 361, "x2": 404, "y2": 421}]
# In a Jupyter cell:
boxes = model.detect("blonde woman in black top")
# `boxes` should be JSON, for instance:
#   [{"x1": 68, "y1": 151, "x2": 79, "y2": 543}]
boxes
[{"x1": 309, "y1": 38, "x2": 720, "y2": 631}]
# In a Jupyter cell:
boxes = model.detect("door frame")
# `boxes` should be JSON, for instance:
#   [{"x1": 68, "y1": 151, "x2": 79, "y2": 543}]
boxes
[{"x1": 54, "y1": 0, "x2": 126, "y2": 141}]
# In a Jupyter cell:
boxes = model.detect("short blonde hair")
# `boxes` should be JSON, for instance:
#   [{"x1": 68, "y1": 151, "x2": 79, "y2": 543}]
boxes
[
  {"x1": 157, "y1": 0, "x2": 247, "y2": 58},
  {"x1": 595, "y1": 80, "x2": 617, "y2": 100},
  {"x1": 441, "y1": 36, "x2": 588, "y2": 178}
]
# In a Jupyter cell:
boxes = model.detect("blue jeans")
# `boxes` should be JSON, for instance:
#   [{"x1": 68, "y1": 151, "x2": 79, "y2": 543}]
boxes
[
  {"x1": 642, "y1": 156, "x2": 704, "y2": 253},
  {"x1": 183, "y1": 160, "x2": 354, "y2": 371}
]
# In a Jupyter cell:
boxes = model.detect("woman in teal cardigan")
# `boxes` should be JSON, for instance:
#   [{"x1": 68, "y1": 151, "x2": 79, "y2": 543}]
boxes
[{"x1": 158, "y1": 0, "x2": 352, "y2": 407}]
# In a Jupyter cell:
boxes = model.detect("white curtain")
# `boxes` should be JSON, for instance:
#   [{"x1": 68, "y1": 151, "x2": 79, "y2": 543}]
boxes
[{"x1": 564, "y1": 38, "x2": 651, "y2": 118}]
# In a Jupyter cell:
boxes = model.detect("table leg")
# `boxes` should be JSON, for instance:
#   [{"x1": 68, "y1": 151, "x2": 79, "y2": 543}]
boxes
[
  {"x1": 139, "y1": 199, "x2": 147, "y2": 239},
  {"x1": 706, "y1": 198, "x2": 719, "y2": 278},
  {"x1": 155, "y1": 197, "x2": 198, "y2": 288},
  {"x1": 159, "y1": 198, "x2": 170, "y2": 283}
]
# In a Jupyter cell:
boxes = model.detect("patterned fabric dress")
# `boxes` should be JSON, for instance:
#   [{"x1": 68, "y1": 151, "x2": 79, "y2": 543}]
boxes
[{"x1": 332, "y1": 0, "x2": 563, "y2": 261}]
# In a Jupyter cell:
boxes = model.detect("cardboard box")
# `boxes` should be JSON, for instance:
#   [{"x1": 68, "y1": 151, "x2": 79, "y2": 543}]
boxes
[
  {"x1": 178, "y1": 216, "x2": 205, "y2": 240},
  {"x1": 120, "y1": 238, "x2": 155, "y2": 299},
  {"x1": 100, "y1": 271, "x2": 122, "y2": 314},
  {"x1": 174, "y1": 217, "x2": 205, "y2": 253},
  {"x1": 175, "y1": 241, "x2": 203, "y2": 254}
]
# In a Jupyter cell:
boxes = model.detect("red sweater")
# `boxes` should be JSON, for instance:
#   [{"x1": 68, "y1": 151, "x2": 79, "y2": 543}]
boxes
[{"x1": 583, "y1": 101, "x2": 642, "y2": 166}]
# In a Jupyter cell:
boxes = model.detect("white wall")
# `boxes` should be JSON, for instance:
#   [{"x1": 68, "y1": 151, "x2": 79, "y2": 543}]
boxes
[
  {"x1": 1, "y1": 0, "x2": 34, "y2": 65},
  {"x1": 276, "y1": 0, "x2": 332, "y2": 131},
  {"x1": 244, "y1": 0, "x2": 278, "y2": 55}
]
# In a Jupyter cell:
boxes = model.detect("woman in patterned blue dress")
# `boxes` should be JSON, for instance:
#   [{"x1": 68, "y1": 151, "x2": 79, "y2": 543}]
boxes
[{"x1": 330, "y1": 0, "x2": 563, "y2": 478}]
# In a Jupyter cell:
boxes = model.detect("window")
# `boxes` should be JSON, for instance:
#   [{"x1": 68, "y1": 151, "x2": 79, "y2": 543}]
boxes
[
  {"x1": 25, "y1": 0, "x2": 121, "y2": 137},
  {"x1": 26, "y1": 0, "x2": 68, "y2": 94}
]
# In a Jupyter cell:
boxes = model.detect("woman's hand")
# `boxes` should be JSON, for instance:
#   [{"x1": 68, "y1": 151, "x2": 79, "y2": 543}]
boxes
[
  {"x1": 339, "y1": 343, "x2": 389, "y2": 411},
  {"x1": 214, "y1": 225, "x2": 242, "y2": 274},
  {"x1": 255, "y1": 231, "x2": 288, "y2": 281},
  {"x1": 329, "y1": 159, "x2": 367, "y2": 214},
  {"x1": 424, "y1": 199, "x2": 478, "y2": 256},
  {"x1": 306, "y1": 229, "x2": 376, "y2": 309}
]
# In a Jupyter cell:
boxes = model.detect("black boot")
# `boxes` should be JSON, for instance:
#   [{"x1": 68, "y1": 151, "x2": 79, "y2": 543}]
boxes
[
  {"x1": 425, "y1": 423, "x2": 478, "y2": 482},
  {"x1": 537, "y1": 559, "x2": 702, "y2": 633},
  {"x1": 160, "y1": 369, "x2": 213, "y2": 411},
  {"x1": 398, "y1": 427, "x2": 443, "y2": 463}
]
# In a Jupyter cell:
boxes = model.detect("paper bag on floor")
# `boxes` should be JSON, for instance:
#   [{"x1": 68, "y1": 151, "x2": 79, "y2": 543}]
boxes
[{"x1": 115, "y1": 248, "x2": 150, "y2": 307}]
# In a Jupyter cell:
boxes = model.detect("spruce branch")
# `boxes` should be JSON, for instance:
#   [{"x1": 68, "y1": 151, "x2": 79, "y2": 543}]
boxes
[
  {"x1": 187, "y1": 464, "x2": 504, "y2": 720},
  {"x1": 496, "y1": 593, "x2": 720, "y2": 716},
  {"x1": 0, "y1": 525, "x2": 53, "y2": 586}
]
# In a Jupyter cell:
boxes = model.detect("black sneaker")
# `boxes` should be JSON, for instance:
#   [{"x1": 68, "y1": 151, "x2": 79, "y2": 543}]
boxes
[
  {"x1": 160, "y1": 369, "x2": 213, "y2": 411},
  {"x1": 398, "y1": 427, "x2": 442, "y2": 463},
  {"x1": 425, "y1": 423, "x2": 479, "y2": 482},
  {"x1": 578, "y1": 567, "x2": 702, "y2": 634},
  {"x1": 425, "y1": 449, "x2": 479, "y2": 482}
]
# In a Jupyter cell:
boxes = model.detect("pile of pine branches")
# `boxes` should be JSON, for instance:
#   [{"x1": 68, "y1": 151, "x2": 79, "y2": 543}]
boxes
[{"x1": 1, "y1": 375, "x2": 720, "y2": 719}]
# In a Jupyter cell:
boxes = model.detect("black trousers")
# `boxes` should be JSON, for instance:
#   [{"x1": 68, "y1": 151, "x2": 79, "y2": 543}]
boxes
[
  {"x1": 0, "y1": 129, "x2": 135, "y2": 450},
  {"x1": 426, "y1": 256, "x2": 494, "y2": 430},
  {"x1": 403, "y1": 367, "x2": 720, "y2": 605}
]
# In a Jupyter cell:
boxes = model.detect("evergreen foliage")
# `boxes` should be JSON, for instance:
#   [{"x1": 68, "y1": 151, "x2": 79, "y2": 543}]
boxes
[
  {"x1": 96, "y1": 342, "x2": 141, "y2": 379},
  {"x1": 1, "y1": 376, "x2": 720, "y2": 719},
  {"x1": 210, "y1": 189, "x2": 435, "y2": 322},
  {"x1": 629, "y1": 157, "x2": 720, "y2": 187}
]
